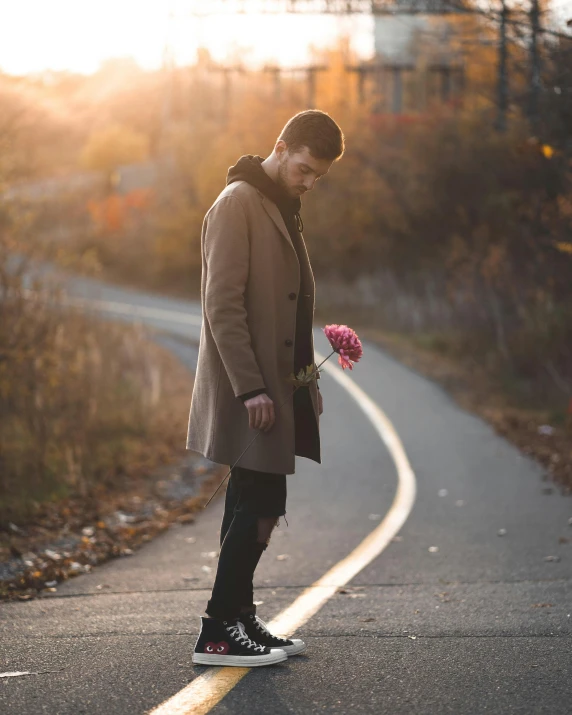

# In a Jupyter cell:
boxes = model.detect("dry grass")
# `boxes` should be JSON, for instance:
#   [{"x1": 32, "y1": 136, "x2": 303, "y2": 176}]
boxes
[{"x1": 0, "y1": 244, "x2": 194, "y2": 526}]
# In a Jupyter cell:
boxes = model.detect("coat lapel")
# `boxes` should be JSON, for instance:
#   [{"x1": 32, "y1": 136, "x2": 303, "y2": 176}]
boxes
[{"x1": 260, "y1": 195, "x2": 296, "y2": 254}]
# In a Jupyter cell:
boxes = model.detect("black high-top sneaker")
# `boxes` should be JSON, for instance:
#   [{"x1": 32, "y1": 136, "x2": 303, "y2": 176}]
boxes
[
  {"x1": 192, "y1": 617, "x2": 288, "y2": 667},
  {"x1": 242, "y1": 613, "x2": 307, "y2": 656}
]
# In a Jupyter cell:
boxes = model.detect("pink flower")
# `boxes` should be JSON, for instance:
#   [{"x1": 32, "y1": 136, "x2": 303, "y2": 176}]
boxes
[{"x1": 322, "y1": 324, "x2": 363, "y2": 370}]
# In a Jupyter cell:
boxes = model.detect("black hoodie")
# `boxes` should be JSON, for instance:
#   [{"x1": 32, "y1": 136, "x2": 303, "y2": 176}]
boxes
[{"x1": 226, "y1": 155, "x2": 317, "y2": 403}]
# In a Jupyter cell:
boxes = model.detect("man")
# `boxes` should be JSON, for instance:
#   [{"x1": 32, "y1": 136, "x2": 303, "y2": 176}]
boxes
[{"x1": 188, "y1": 110, "x2": 345, "y2": 667}]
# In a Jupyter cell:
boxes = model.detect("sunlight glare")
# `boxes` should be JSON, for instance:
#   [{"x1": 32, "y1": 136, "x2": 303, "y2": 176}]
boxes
[{"x1": 0, "y1": 0, "x2": 372, "y2": 75}]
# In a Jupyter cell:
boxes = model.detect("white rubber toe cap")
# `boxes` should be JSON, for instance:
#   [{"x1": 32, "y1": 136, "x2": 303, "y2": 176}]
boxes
[{"x1": 281, "y1": 639, "x2": 307, "y2": 656}]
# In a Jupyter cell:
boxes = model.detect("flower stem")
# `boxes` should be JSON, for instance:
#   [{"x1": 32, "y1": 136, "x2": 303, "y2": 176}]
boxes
[{"x1": 203, "y1": 349, "x2": 336, "y2": 508}]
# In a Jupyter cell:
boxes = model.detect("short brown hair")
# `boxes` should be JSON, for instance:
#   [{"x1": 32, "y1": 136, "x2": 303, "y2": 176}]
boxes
[{"x1": 279, "y1": 110, "x2": 344, "y2": 161}]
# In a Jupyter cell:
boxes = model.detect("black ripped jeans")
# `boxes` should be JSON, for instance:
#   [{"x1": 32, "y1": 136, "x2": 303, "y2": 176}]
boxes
[{"x1": 205, "y1": 466, "x2": 287, "y2": 621}]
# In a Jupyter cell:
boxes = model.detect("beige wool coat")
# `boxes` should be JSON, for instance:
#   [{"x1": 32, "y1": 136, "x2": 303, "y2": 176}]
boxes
[{"x1": 186, "y1": 180, "x2": 321, "y2": 475}]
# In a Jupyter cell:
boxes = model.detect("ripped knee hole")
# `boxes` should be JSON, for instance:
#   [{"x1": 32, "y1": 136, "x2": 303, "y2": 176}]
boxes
[{"x1": 256, "y1": 516, "x2": 280, "y2": 546}]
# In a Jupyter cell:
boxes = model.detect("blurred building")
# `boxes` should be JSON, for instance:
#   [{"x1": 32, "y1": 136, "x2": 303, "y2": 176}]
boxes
[{"x1": 370, "y1": 6, "x2": 465, "y2": 116}]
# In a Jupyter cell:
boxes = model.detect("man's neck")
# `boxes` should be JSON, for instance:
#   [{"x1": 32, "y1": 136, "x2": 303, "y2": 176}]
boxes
[{"x1": 260, "y1": 154, "x2": 279, "y2": 184}]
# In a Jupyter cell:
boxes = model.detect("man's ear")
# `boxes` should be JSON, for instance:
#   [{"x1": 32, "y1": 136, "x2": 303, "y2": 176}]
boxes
[{"x1": 275, "y1": 139, "x2": 288, "y2": 158}]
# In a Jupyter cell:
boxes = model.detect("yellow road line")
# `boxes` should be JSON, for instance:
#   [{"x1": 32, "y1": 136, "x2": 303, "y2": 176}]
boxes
[{"x1": 148, "y1": 348, "x2": 417, "y2": 715}]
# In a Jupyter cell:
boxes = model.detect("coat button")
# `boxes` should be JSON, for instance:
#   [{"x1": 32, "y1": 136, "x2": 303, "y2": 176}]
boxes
[
  {"x1": 284, "y1": 339, "x2": 293, "y2": 347},
  {"x1": 288, "y1": 292, "x2": 296, "y2": 300}
]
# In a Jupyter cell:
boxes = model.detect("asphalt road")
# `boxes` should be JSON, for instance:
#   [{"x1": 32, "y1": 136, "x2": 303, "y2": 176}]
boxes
[{"x1": 1, "y1": 275, "x2": 571, "y2": 714}]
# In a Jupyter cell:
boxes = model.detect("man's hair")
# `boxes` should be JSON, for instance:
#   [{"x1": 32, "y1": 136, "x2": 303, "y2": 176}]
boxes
[{"x1": 279, "y1": 110, "x2": 345, "y2": 162}]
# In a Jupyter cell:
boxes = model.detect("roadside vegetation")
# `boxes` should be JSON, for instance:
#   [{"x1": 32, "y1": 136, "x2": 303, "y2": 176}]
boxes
[
  {"x1": 0, "y1": 209, "x2": 193, "y2": 535},
  {"x1": 0, "y1": 243, "x2": 193, "y2": 529}
]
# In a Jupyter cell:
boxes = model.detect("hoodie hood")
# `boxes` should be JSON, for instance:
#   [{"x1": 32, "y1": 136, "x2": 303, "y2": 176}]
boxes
[{"x1": 226, "y1": 155, "x2": 302, "y2": 226}]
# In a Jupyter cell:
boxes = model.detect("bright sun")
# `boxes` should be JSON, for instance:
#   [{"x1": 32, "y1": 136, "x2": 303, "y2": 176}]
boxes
[{"x1": 0, "y1": 0, "x2": 372, "y2": 75}]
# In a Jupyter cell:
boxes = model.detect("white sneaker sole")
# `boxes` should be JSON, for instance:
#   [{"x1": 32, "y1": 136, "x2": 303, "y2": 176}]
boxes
[
  {"x1": 282, "y1": 639, "x2": 307, "y2": 656},
  {"x1": 192, "y1": 648, "x2": 287, "y2": 667}
]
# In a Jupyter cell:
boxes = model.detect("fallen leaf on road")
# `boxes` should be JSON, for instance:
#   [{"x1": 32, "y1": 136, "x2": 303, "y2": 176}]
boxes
[
  {"x1": 201, "y1": 565, "x2": 212, "y2": 573},
  {"x1": 185, "y1": 537, "x2": 197, "y2": 543},
  {"x1": 408, "y1": 635, "x2": 417, "y2": 640},
  {"x1": 438, "y1": 489, "x2": 448, "y2": 497},
  {"x1": 200, "y1": 551, "x2": 218, "y2": 559},
  {"x1": 116, "y1": 511, "x2": 137, "y2": 524},
  {"x1": 428, "y1": 546, "x2": 439, "y2": 553},
  {"x1": 276, "y1": 554, "x2": 290, "y2": 561},
  {"x1": 497, "y1": 529, "x2": 507, "y2": 536},
  {"x1": 544, "y1": 555, "x2": 561, "y2": 562},
  {"x1": 254, "y1": 600, "x2": 264, "y2": 606},
  {"x1": 43, "y1": 550, "x2": 61, "y2": 561}
]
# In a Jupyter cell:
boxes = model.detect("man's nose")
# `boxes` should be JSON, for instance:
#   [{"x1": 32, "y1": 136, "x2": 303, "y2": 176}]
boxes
[{"x1": 304, "y1": 177, "x2": 316, "y2": 191}]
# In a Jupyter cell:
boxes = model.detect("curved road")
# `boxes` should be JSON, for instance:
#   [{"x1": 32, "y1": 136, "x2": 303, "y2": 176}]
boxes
[{"x1": 2, "y1": 275, "x2": 571, "y2": 714}]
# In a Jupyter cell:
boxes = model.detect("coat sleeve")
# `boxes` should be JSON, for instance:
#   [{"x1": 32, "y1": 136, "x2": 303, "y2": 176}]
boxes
[
  {"x1": 238, "y1": 387, "x2": 268, "y2": 402},
  {"x1": 203, "y1": 195, "x2": 267, "y2": 398}
]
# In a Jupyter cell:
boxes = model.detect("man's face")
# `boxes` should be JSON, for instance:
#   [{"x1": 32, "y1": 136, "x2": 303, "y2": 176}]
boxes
[{"x1": 275, "y1": 142, "x2": 334, "y2": 199}]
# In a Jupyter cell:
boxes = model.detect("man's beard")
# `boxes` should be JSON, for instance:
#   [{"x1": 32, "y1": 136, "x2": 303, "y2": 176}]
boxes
[{"x1": 277, "y1": 158, "x2": 297, "y2": 198}]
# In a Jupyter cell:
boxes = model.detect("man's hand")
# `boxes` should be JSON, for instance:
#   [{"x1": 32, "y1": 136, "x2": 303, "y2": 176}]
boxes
[
  {"x1": 243, "y1": 393, "x2": 276, "y2": 432},
  {"x1": 318, "y1": 389, "x2": 323, "y2": 415}
]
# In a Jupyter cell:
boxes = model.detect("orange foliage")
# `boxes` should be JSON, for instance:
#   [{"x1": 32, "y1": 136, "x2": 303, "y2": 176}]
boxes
[{"x1": 87, "y1": 188, "x2": 153, "y2": 233}]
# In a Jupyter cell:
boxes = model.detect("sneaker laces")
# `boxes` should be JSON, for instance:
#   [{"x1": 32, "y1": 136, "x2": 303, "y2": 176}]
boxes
[
  {"x1": 252, "y1": 615, "x2": 290, "y2": 644},
  {"x1": 226, "y1": 620, "x2": 266, "y2": 653}
]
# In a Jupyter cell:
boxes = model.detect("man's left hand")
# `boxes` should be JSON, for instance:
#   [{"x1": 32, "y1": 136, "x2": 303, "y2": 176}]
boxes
[{"x1": 317, "y1": 389, "x2": 323, "y2": 415}]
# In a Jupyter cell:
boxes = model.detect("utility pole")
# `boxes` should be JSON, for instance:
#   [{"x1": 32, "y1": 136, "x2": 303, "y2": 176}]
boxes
[
  {"x1": 300, "y1": 65, "x2": 328, "y2": 108},
  {"x1": 209, "y1": 64, "x2": 244, "y2": 123},
  {"x1": 528, "y1": 0, "x2": 541, "y2": 130},
  {"x1": 431, "y1": 64, "x2": 452, "y2": 102},
  {"x1": 263, "y1": 65, "x2": 283, "y2": 101},
  {"x1": 262, "y1": 64, "x2": 326, "y2": 106},
  {"x1": 428, "y1": 63, "x2": 464, "y2": 105},
  {"x1": 495, "y1": 0, "x2": 509, "y2": 132},
  {"x1": 384, "y1": 63, "x2": 415, "y2": 114},
  {"x1": 346, "y1": 63, "x2": 379, "y2": 104}
]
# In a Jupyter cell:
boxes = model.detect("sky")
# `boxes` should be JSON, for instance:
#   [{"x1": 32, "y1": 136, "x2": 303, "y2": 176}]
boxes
[{"x1": 0, "y1": 0, "x2": 374, "y2": 76}]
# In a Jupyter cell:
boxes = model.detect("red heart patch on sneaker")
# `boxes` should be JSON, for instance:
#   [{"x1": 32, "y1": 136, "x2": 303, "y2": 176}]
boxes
[{"x1": 204, "y1": 641, "x2": 230, "y2": 654}]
